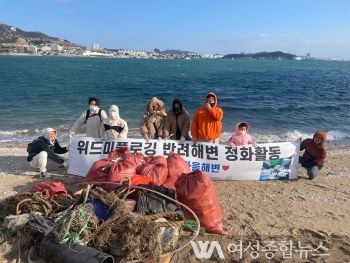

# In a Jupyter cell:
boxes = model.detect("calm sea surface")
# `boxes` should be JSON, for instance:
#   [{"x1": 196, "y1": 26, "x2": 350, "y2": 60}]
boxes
[{"x1": 1, "y1": 55, "x2": 349, "y2": 145}]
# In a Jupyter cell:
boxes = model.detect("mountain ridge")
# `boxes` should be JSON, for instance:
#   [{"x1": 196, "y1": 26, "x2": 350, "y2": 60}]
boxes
[
  {"x1": 0, "y1": 23, "x2": 298, "y2": 59},
  {"x1": 0, "y1": 23, "x2": 79, "y2": 47}
]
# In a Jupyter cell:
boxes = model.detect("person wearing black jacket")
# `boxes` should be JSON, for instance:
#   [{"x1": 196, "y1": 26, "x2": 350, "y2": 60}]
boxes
[{"x1": 27, "y1": 128, "x2": 68, "y2": 178}]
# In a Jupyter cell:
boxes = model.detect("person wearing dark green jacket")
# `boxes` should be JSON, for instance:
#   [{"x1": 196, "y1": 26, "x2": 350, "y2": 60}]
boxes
[{"x1": 27, "y1": 128, "x2": 68, "y2": 178}]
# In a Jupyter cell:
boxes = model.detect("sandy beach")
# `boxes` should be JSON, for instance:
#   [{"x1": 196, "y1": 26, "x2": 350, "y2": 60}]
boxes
[{"x1": 0, "y1": 142, "x2": 349, "y2": 262}]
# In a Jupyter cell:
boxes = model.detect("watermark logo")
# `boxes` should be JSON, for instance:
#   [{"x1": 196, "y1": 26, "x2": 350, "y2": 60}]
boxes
[{"x1": 190, "y1": 241, "x2": 225, "y2": 259}]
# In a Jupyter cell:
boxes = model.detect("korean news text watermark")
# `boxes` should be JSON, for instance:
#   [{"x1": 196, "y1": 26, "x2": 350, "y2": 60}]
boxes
[{"x1": 191, "y1": 239, "x2": 330, "y2": 260}]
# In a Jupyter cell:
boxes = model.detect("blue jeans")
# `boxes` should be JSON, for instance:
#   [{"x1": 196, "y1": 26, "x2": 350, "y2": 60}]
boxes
[
  {"x1": 299, "y1": 157, "x2": 322, "y2": 180},
  {"x1": 306, "y1": 166, "x2": 321, "y2": 180}
]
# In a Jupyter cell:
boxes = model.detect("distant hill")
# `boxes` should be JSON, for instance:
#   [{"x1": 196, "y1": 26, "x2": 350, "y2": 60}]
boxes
[
  {"x1": 0, "y1": 23, "x2": 79, "y2": 47},
  {"x1": 223, "y1": 51, "x2": 296, "y2": 60}
]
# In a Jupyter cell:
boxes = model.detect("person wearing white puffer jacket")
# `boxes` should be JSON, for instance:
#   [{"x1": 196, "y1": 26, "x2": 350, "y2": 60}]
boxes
[{"x1": 101, "y1": 105, "x2": 128, "y2": 139}]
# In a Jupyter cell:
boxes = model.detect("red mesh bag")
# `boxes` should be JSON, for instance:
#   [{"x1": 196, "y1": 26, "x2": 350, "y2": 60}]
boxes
[
  {"x1": 107, "y1": 147, "x2": 131, "y2": 161},
  {"x1": 135, "y1": 155, "x2": 152, "y2": 174},
  {"x1": 107, "y1": 155, "x2": 144, "y2": 183},
  {"x1": 139, "y1": 156, "x2": 168, "y2": 186},
  {"x1": 175, "y1": 170, "x2": 225, "y2": 234},
  {"x1": 130, "y1": 175, "x2": 151, "y2": 186},
  {"x1": 86, "y1": 159, "x2": 112, "y2": 183},
  {"x1": 30, "y1": 182, "x2": 67, "y2": 197},
  {"x1": 163, "y1": 152, "x2": 192, "y2": 190}
]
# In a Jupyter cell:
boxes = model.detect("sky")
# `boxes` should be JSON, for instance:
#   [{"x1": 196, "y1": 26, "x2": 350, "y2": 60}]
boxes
[{"x1": 1, "y1": 0, "x2": 350, "y2": 59}]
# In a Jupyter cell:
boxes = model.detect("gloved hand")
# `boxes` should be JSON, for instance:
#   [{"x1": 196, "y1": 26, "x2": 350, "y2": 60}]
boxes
[
  {"x1": 144, "y1": 134, "x2": 150, "y2": 142},
  {"x1": 63, "y1": 160, "x2": 69, "y2": 168},
  {"x1": 157, "y1": 111, "x2": 167, "y2": 117},
  {"x1": 180, "y1": 136, "x2": 185, "y2": 143}
]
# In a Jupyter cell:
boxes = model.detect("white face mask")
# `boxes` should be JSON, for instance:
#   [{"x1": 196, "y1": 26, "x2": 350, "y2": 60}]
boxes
[
  {"x1": 90, "y1": 105, "x2": 98, "y2": 112},
  {"x1": 110, "y1": 111, "x2": 118, "y2": 118},
  {"x1": 239, "y1": 130, "x2": 246, "y2": 135}
]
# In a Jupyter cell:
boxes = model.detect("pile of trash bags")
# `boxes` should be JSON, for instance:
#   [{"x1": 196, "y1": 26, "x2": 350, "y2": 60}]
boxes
[{"x1": 0, "y1": 147, "x2": 225, "y2": 263}]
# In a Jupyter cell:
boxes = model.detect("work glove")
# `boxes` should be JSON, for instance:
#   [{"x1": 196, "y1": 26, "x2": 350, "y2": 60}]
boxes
[
  {"x1": 157, "y1": 111, "x2": 167, "y2": 117},
  {"x1": 144, "y1": 134, "x2": 150, "y2": 142},
  {"x1": 63, "y1": 160, "x2": 69, "y2": 168}
]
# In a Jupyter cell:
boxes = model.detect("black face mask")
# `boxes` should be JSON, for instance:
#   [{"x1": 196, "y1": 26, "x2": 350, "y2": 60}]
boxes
[{"x1": 173, "y1": 107, "x2": 182, "y2": 115}]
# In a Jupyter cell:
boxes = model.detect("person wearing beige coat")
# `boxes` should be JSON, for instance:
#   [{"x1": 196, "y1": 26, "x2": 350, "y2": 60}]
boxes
[{"x1": 140, "y1": 97, "x2": 167, "y2": 141}]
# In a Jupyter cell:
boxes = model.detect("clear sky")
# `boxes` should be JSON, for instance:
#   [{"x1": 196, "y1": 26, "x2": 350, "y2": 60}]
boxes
[{"x1": 1, "y1": 0, "x2": 350, "y2": 59}]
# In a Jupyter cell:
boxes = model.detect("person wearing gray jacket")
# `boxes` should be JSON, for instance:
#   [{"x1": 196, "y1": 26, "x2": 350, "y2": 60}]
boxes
[{"x1": 70, "y1": 97, "x2": 108, "y2": 138}]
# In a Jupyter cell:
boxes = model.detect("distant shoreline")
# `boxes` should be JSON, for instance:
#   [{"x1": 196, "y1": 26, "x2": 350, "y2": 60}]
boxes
[{"x1": 1, "y1": 53, "x2": 349, "y2": 61}]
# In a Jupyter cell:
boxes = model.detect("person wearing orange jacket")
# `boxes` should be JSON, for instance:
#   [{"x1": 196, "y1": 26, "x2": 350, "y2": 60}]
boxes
[{"x1": 191, "y1": 92, "x2": 223, "y2": 143}]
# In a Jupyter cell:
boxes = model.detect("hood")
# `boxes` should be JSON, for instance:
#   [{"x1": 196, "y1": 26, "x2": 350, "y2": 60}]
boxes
[
  {"x1": 42, "y1": 128, "x2": 56, "y2": 141},
  {"x1": 205, "y1": 92, "x2": 218, "y2": 107},
  {"x1": 313, "y1": 130, "x2": 327, "y2": 146},
  {"x1": 147, "y1": 97, "x2": 165, "y2": 112},
  {"x1": 172, "y1": 99, "x2": 183, "y2": 111},
  {"x1": 234, "y1": 122, "x2": 250, "y2": 134},
  {"x1": 109, "y1": 105, "x2": 120, "y2": 119}
]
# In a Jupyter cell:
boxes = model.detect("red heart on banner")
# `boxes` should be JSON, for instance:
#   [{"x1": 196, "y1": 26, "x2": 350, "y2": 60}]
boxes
[{"x1": 222, "y1": 165, "x2": 230, "y2": 171}]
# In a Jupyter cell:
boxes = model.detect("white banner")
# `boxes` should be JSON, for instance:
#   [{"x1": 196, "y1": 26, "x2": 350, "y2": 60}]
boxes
[{"x1": 68, "y1": 136, "x2": 300, "y2": 180}]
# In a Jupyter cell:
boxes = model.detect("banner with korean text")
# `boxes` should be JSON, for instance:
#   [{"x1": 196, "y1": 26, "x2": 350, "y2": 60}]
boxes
[{"x1": 68, "y1": 136, "x2": 300, "y2": 180}]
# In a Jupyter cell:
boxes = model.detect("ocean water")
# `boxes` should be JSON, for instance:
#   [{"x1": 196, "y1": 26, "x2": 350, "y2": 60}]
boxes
[{"x1": 1, "y1": 56, "x2": 349, "y2": 145}]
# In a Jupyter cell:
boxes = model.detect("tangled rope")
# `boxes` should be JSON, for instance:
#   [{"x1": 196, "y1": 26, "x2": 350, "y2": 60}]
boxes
[
  {"x1": 53, "y1": 203, "x2": 99, "y2": 246},
  {"x1": 144, "y1": 211, "x2": 184, "y2": 228}
]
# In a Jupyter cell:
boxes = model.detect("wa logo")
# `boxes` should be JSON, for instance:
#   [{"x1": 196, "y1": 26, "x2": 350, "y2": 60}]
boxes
[{"x1": 191, "y1": 241, "x2": 225, "y2": 259}]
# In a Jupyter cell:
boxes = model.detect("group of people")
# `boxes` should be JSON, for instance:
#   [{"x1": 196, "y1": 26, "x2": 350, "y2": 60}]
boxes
[
  {"x1": 26, "y1": 93, "x2": 328, "y2": 180},
  {"x1": 139, "y1": 93, "x2": 224, "y2": 144},
  {"x1": 69, "y1": 97, "x2": 128, "y2": 139}
]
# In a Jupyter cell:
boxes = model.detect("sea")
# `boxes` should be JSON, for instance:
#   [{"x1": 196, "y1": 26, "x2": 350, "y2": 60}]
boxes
[{"x1": 1, "y1": 55, "x2": 349, "y2": 146}]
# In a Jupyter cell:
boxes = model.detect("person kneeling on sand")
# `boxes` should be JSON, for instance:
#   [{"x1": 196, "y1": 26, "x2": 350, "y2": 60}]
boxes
[
  {"x1": 299, "y1": 130, "x2": 327, "y2": 180},
  {"x1": 27, "y1": 128, "x2": 68, "y2": 178}
]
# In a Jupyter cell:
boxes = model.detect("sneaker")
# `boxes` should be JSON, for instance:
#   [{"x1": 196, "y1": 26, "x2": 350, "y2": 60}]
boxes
[{"x1": 40, "y1": 172, "x2": 51, "y2": 178}]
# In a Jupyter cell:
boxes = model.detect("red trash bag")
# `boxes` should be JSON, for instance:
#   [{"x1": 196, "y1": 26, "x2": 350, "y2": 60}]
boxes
[
  {"x1": 86, "y1": 159, "x2": 112, "y2": 183},
  {"x1": 130, "y1": 175, "x2": 151, "y2": 186},
  {"x1": 107, "y1": 155, "x2": 144, "y2": 183},
  {"x1": 30, "y1": 182, "x2": 67, "y2": 197},
  {"x1": 163, "y1": 152, "x2": 192, "y2": 190},
  {"x1": 175, "y1": 170, "x2": 225, "y2": 234},
  {"x1": 107, "y1": 147, "x2": 131, "y2": 161},
  {"x1": 139, "y1": 156, "x2": 168, "y2": 186},
  {"x1": 135, "y1": 154, "x2": 150, "y2": 174}
]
